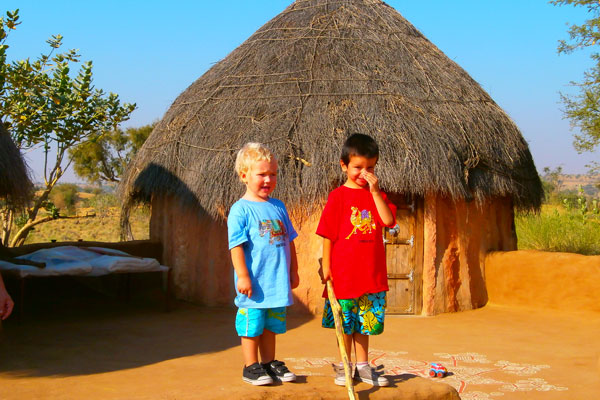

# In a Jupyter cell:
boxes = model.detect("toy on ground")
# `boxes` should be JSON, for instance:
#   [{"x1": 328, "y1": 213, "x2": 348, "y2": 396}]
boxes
[{"x1": 429, "y1": 363, "x2": 448, "y2": 378}]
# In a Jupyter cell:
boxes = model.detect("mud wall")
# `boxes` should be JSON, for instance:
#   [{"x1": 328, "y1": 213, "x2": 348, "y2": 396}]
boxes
[
  {"x1": 150, "y1": 195, "x2": 233, "y2": 306},
  {"x1": 152, "y1": 194, "x2": 521, "y2": 316},
  {"x1": 422, "y1": 195, "x2": 517, "y2": 315},
  {"x1": 150, "y1": 195, "x2": 319, "y2": 313},
  {"x1": 485, "y1": 250, "x2": 600, "y2": 312}
]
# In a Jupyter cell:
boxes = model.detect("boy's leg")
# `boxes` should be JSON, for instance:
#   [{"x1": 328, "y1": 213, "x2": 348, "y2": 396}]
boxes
[
  {"x1": 258, "y1": 329, "x2": 276, "y2": 363},
  {"x1": 241, "y1": 336, "x2": 260, "y2": 367},
  {"x1": 328, "y1": 297, "x2": 359, "y2": 386},
  {"x1": 342, "y1": 333, "x2": 354, "y2": 362},
  {"x1": 237, "y1": 308, "x2": 273, "y2": 385},
  {"x1": 353, "y1": 292, "x2": 389, "y2": 386},
  {"x1": 353, "y1": 332, "x2": 369, "y2": 363},
  {"x1": 353, "y1": 332, "x2": 388, "y2": 386},
  {"x1": 260, "y1": 308, "x2": 296, "y2": 382}
]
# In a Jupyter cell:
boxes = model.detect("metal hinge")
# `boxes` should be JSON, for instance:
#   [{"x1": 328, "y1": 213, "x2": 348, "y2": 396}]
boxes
[
  {"x1": 407, "y1": 269, "x2": 414, "y2": 282},
  {"x1": 383, "y1": 233, "x2": 414, "y2": 247}
]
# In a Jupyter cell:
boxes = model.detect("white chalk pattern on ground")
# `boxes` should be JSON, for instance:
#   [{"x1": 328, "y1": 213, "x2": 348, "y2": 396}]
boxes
[{"x1": 285, "y1": 349, "x2": 568, "y2": 397}]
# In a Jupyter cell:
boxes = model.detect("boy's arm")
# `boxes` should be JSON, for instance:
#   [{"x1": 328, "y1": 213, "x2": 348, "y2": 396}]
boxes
[
  {"x1": 362, "y1": 171, "x2": 395, "y2": 226},
  {"x1": 372, "y1": 192, "x2": 395, "y2": 226},
  {"x1": 320, "y1": 237, "x2": 333, "y2": 283},
  {"x1": 289, "y1": 241, "x2": 299, "y2": 289},
  {"x1": 230, "y1": 245, "x2": 252, "y2": 298}
]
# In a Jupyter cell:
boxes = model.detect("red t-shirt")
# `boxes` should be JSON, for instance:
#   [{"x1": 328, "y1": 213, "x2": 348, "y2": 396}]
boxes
[{"x1": 316, "y1": 185, "x2": 397, "y2": 299}]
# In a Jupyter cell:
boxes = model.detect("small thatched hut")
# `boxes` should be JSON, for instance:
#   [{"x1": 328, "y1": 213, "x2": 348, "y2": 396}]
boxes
[
  {"x1": 121, "y1": 0, "x2": 543, "y2": 315},
  {"x1": 0, "y1": 123, "x2": 32, "y2": 207},
  {"x1": 0, "y1": 122, "x2": 32, "y2": 260}
]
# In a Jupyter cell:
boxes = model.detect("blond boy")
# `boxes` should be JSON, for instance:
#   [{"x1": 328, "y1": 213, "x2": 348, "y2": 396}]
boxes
[{"x1": 227, "y1": 142, "x2": 299, "y2": 385}]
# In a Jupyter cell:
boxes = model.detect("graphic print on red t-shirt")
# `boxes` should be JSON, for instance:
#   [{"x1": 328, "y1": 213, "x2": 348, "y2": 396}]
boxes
[{"x1": 345, "y1": 207, "x2": 376, "y2": 239}]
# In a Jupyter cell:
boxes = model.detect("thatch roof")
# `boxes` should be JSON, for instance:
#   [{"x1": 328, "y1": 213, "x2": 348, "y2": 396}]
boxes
[
  {"x1": 121, "y1": 0, "x2": 543, "y2": 221},
  {"x1": 0, "y1": 123, "x2": 32, "y2": 207}
]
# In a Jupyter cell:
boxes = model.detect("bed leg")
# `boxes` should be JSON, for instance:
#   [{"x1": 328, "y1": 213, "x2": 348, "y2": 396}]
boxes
[
  {"x1": 164, "y1": 268, "x2": 172, "y2": 312},
  {"x1": 18, "y1": 278, "x2": 25, "y2": 323},
  {"x1": 125, "y1": 273, "x2": 131, "y2": 302}
]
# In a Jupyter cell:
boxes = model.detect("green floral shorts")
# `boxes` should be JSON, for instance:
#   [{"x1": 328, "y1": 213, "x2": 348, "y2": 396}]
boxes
[{"x1": 322, "y1": 291, "x2": 386, "y2": 335}]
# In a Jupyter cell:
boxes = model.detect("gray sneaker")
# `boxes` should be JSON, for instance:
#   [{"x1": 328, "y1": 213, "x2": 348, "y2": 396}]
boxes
[
  {"x1": 355, "y1": 364, "x2": 389, "y2": 386},
  {"x1": 332, "y1": 363, "x2": 354, "y2": 386}
]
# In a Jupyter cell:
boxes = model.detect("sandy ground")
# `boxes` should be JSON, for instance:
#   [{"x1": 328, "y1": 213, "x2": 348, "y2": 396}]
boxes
[{"x1": 0, "y1": 280, "x2": 598, "y2": 400}]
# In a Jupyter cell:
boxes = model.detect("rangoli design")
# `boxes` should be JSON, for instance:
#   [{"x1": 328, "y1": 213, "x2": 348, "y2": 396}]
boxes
[{"x1": 284, "y1": 349, "x2": 568, "y2": 399}]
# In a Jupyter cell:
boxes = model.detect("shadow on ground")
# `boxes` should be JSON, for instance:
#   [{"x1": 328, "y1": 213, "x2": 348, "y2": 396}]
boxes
[{"x1": 0, "y1": 276, "x2": 313, "y2": 377}]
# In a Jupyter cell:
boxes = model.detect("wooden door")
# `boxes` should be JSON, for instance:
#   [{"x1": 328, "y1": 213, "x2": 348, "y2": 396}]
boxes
[{"x1": 384, "y1": 194, "x2": 423, "y2": 314}]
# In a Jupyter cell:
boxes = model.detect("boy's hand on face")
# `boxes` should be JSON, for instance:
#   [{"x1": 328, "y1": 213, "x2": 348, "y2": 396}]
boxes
[
  {"x1": 237, "y1": 276, "x2": 253, "y2": 298},
  {"x1": 360, "y1": 171, "x2": 380, "y2": 193}
]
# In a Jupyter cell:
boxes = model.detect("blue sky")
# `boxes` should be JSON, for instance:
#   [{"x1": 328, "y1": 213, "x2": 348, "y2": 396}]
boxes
[{"x1": 3, "y1": 0, "x2": 599, "y2": 181}]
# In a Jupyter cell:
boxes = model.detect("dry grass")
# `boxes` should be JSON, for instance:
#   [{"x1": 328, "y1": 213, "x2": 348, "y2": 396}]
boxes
[{"x1": 23, "y1": 206, "x2": 150, "y2": 244}]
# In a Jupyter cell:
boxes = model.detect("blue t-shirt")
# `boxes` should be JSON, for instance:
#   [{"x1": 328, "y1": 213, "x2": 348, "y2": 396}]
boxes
[{"x1": 227, "y1": 197, "x2": 298, "y2": 308}]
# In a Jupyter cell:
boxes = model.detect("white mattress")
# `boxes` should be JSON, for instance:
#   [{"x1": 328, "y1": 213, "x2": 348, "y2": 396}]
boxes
[{"x1": 0, "y1": 246, "x2": 167, "y2": 278}]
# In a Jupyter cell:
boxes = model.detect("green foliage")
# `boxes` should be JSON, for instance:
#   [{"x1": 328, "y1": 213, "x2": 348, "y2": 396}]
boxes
[
  {"x1": 551, "y1": 0, "x2": 600, "y2": 156},
  {"x1": 516, "y1": 184, "x2": 600, "y2": 254},
  {"x1": 541, "y1": 166, "x2": 563, "y2": 202},
  {"x1": 0, "y1": 9, "x2": 136, "y2": 246},
  {"x1": 69, "y1": 123, "x2": 155, "y2": 183},
  {"x1": 43, "y1": 201, "x2": 60, "y2": 219},
  {"x1": 1, "y1": 11, "x2": 135, "y2": 153},
  {"x1": 85, "y1": 192, "x2": 119, "y2": 216},
  {"x1": 49, "y1": 183, "x2": 79, "y2": 214},
  {"x1": 562, "y1": 186, "x2": 600, "y2": 218},
  {"x1": 516, "y1": 208, "x2": 600, "y2": 255}
]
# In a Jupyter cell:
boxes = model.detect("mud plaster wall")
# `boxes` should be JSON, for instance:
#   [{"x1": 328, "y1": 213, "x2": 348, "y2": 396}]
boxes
[
  {"x1": 150, "y1": 195, "x2": 318, "y2": 313},
  {"x1": 152, "y1": 194, "x2": 519, "y2": 316},
  {"x1": 486, "y1": 250, "x2": 600, "y2": 312},
  {"x1": 150, "y1": 195, "x2": 233, "y2": 306},
  {"x1": 422, "y1": 195, "x2": 517, "y2": 315}
]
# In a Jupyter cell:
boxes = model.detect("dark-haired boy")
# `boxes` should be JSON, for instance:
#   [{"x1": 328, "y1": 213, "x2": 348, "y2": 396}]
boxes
[{"x1": 317, "y1": 133, "x2": 397, "y2": 387}]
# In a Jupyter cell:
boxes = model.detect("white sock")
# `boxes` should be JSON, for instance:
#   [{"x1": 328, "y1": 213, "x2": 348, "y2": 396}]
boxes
[{"x1": 356, "y1": 361, "x2": 369, "y2": 369}]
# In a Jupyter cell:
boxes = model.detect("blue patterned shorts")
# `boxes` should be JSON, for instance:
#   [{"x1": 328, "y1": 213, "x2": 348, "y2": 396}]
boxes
[
  {"x1": 322, "y1": 291, "x2": 386, "y2": 335},
  {"x1": 235, "y1": 307, "x2": 287, "y2": 337}
]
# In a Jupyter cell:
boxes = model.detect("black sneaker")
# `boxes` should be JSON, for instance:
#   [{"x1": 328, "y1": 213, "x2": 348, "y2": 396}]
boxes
[
  {"x1": 262, "y1": 360, "x2": 297, "y2": 382},
  {"x1": 243, "y1": 362, "x2": 274, "y2": 386}
]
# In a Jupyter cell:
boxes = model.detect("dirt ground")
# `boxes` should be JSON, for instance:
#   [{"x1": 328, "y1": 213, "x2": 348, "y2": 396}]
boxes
[{"x1": 0, "y1": 279, "x2": 598, "y2": 400}]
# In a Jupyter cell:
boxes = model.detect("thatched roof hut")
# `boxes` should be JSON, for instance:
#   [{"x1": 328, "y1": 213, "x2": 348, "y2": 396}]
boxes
[
  {"x1": 0, "y1": 123, "x2": 32, "y2": 207},
  {"x1": 121, "y1": 0, "x2": 543, "y2": 315}
]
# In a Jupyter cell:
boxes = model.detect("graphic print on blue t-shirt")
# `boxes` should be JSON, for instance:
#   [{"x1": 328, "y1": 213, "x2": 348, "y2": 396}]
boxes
[{"x1": 258, "y1": 219, "x2": 286, "y2": 244}]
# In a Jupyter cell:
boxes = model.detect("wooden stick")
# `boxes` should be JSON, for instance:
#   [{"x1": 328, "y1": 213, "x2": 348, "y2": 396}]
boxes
[{"x1": 326, "y1": 280, "x2": 356, "y2": 400}]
